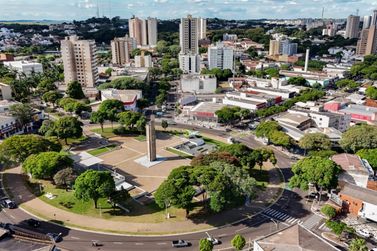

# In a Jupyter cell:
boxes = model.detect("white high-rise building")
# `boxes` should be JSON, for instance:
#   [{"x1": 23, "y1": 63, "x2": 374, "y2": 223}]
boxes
[
  {"x1": 280, "y1": 40, "x2": 298, "y2": 56},
  {"x1": 61, "y1": 35, "x2": 98, "y2": 88},
  {"x1": 129, "y1": 16, "x2": 157, "y2": 47},
  {"x1": 345, "y1": 15, "x2": 360, "y2": 39},
  {"x1": 363, "y1": 15, "x2": 372, "y2": 30},
  {"x1": 197, "y1": 18, "x2": 207, "y2": 40},
  {"x1": 134, "y1": 52, "x2": 153, "y2": 68},
  {"x1": 179, "y1": 54, "x2": 200, "y2": 74},
  {"x1": 179, "y1": 14, "x2": 200, "y2": 73},
  {"x1": 111, "y1": 35, "x2": 137, "y2": 65},
  {"x1": 371, "y1": 10, "x2": 377, "y2": 26},
  {"x1": 208, "y1": 42, "x2": 234, "y2": 70}
]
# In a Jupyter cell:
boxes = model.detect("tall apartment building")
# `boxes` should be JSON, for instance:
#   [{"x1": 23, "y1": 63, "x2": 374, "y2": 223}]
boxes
[
  {"x1": 363, "y1": 15, "x2": 372, "y2": 30},
  {"x1": 134, "y1": 52, "x2": 153, "y2": 68},
  {"x1": 269, "y1": 40, "x2": 280, "y2": 56},
  {"x1": 111, "y1": 35, "x2": 136, "y2": 66},
  {"x1": 345, "y1": 15, "x2": 360, "y2": 39},
  {"x1": 61, "y1": 35, "x2": 98, "y2": 88},
  {"x1": 179, "y1": 15, "x2": 200, "y2": 73},
  {"x1": 128, "y1": 16, "x2": 157, "y2": 47},
  {"x1": 322, "y1": 22, "x2": 337, "y2": 37},
  {"x1": 197, "y1": 18, "x2": 207, "y2": 40},
  {"x1": 280, "y1": 40, "x2": 298, "y2": 56},
  {"x1": 208, "y1": 42, "x2": 234, "y2": 70},
  {"x1": 269, "y1": 40, "x2": 297, "y2": 56},
  {"x1": 356, "y1": 10, "x2": 377, "y2": 56},
  {"x1": 0, "y1": 83, "x2": 12, "y2": 100}
]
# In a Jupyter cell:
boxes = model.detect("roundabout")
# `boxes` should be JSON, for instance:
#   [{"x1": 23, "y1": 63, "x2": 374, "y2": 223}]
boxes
[{"x1": 0, "y1": 123, "x2": 312, "y2": 250}]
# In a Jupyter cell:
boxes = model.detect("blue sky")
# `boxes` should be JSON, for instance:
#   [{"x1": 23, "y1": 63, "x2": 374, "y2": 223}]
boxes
[{"x1": 0, "y1": 0, "x2": 376, "y2": 20}]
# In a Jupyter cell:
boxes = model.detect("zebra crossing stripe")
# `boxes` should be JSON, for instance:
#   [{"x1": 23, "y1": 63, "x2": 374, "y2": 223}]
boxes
[
  {"x1": 289, "y1": 218, "x2": 298, "y2": 224},
  {"x1": 265, "y1": 208, "x2": 274, "y2": 214},
  {"x1": 280, "y1": 215, "x2": 289, "y2": 221}
]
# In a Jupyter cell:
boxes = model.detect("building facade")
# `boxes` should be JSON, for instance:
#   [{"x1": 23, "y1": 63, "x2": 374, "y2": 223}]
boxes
[
  {"x1": 179, "y1": 54, "x2": 200, "y2": 74},
  {"x1": 111, "y1": 35, "x2": 137, "y2": 66},
  {"x1": 179, "y1": 15, "x2": 200, "y2": 73},
  {"x1": 208, "y1": 42, "x2": 234, "y2": 70},
  {"x1": 3, "y1": 61, "x2": 43, "y2": 76},
  {"x1": 61, "y1": 35, "x2": 99, "y2": 88},
  {"x1": 134, "y1": 53, "x2": 153, "y2": 68},
  {"x1": 345, "y1": 15, "x2": 360, "y2": 39},
  {"x1": 197, "y1": 18, "x2": 207, "y2": 40},
  {"x1": 0, "y1": 83, "x2": 12, "y2": 100},
  {"x1": 181, "y1": 74, "x2": 216, "y2": 93},
  {"x1": 129, "y1": 16, "x2": 157, "y2": 47}
]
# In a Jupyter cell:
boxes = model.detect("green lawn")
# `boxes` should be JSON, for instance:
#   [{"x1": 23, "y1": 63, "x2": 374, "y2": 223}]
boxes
[
  {"x1": 135, "y1": 135, "x2": 146, "y2": 141},
  {"x1": 202, "y1": 136, "x2": 228, "y2": 148},
  {"x1": 91, "y1": 127, "x2": 117, "y2": 138},
  {"x1": 36, "y1": 181, "x2": 188, "y2": 223},
  {"x1": 166, "y1": 147, "x2": 193, "y2": 159},
  {"x1": 87, "y1": 144, "x2": 117, "y2": 156}
]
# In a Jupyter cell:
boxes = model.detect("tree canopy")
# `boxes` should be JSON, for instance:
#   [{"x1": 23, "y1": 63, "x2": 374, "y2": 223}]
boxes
[
  {"x1": 287, "y1": 76, "x2": 308, "y2": 86},
  {"x1": 74, "y1": 170, "x2": 115, "y2": 208},
  {"x1": 298, "y1": 133, "x2": 332, "y2": 151},
  {"x1": 340, "y1": 124, "x2": 377, "y2": 152},
  {"x1": 356, "y1": 148, "x2": 377, "y2": 171},
  {"x1": 66, "y1": 81, "x2": 85, "y2": 99},
  {"x1": 22, "y1": 152, "x2": 73, "y2": 179},
  {"x1": 231, "y1": 234, "x2": 246, "y2": 250},
  {"x1": 289, "y1": 156, "x2": 341, "y2": 191},
  {"x1": 42, "y1": 116, "x2": 83, "y2": 144},
  {"x1": 98, "y1": 77, "x2": 146, "y2": 91},
  {"x1": 0, "y1": 134, "x2": 61, "y2": 163}
]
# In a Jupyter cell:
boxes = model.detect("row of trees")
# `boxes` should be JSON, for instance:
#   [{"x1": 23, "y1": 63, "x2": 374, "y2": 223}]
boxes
[
  {"x1": 215, "y1": 106, "x2": 251, "y2": 125},
  {"x1": 255, "y1": 121, "x2": 292, "y2": 148}
]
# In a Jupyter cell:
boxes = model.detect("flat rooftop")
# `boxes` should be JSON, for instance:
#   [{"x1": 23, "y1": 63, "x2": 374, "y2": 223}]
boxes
[
  {"x1": 224, "y1": 96, "x2": 265, "y2": 105},
  {"x1": 276, "y1": 112, "x2": 311, "y2": 126},
  {"x1": 339, "y1": 104, "x2": 377, "y2": 116},
  {"x1": 191, "y1": 102, "x2": 226, "y2": 114},
  {"x1": 340, "y1": 182, "x2": 377, "y2": 205},
  {"x1": 331, "y1": 153, "x2": 369, "y2": 174}
]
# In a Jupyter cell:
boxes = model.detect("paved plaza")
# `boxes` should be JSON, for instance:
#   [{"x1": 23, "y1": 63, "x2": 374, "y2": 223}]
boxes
[{"x1": 99, "y1": 133, "x2": 191, "y2": 193}]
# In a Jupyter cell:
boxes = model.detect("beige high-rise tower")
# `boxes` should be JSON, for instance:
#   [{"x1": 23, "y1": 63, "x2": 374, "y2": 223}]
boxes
[
  {"x1": 356, "y1": 10, "x2": 377, "y2": 56},
  {"x1": 345, "y1": 15, "x2": 360, "y2": 39},
  {"x1": 197, "y1": 18, "x2": 207, "y2": 40},
  {"x1": 146, "y1": 116, "x2": 156, "y2": 162},
  {"x1": 129, "y1": 16, "x2": 157, "y2": 47},
  {"x1": 179, "y1": 15, "x2": 199, "y2": 54},
  {"x1": 111, "y1": 35, "x2": 137, "y2": 65},
  {"x1": 61, "y1": 35, "x2": 98, "y2": 88},
  {"x1": 269, "y1": 40, "x2": 281, "y2": 56}
]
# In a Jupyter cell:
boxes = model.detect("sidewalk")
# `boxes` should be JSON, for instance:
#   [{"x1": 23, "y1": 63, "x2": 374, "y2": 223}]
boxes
[{"x1": 3, "y1": 164, "x2": 283, "y2": 235}]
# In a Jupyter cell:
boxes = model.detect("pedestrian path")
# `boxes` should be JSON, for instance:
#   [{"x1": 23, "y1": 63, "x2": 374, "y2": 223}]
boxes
[
  {"x1": 318, "y1": 221, "x2": 330, "y2": 231},
  {"x1": 302, "y1": 214, "x2": 322, "y2": 229},
  {"x1": 262, "y1": 208, "x2": 303, "y2": 225}
]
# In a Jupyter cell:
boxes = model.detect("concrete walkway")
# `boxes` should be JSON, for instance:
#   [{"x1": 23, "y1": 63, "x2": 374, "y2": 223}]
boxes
[{"x1": 3, "y1": 164, "x2": 283, "y2": 235}]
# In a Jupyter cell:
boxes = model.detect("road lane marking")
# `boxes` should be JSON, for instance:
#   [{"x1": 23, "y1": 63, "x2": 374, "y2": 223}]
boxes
[
  {"x1": 157, "y1": 242, "x2": 167, "y2": 245},
  {"x1": 113, "y1": 242, "x2": 123, "y2": 245},
  {"x1": 135, "y1": 242, "x2": 144, "y2": 245},
  {"x1": 9, "y1": 215, "x2": 15, "y2": 219},
  {"x1": 218, "y1": 234, "x2": 227, "y2": 237},
  {"x1": 70, "y1": 236, "x2": 80, "y2": 240},
  {"x1": 235, "y1": 226, "x2": 249, "y2": 233}
]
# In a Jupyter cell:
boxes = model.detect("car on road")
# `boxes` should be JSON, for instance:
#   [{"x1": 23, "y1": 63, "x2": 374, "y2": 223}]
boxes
[
  {"x1": 46, "y1": 232, "x2": 62, "y2": 243},
  {"x1": 171, "y1": 240, "x2": 190, "y2": 247},
  {"x1": 0, "y1": 199, "x2": 17, "y2": 209},
  {"x1": 207, "y1": 237, "x2": 221, "y2": 245},
  {"x1": 356, "y1": 229, "x2": 372, "y2": 238},
  {"x1": 26, "y1": 219, "x2": 41, "y2": 228}
]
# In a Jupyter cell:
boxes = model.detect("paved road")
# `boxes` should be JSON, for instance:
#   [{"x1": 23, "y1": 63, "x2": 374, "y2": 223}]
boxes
[{"x1": 0, "y1": 123, "x2": 313, "y2": 251}]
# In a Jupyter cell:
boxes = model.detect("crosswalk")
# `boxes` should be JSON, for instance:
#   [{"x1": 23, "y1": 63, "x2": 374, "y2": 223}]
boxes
[
  {"x1": 302, "y1": 214, "x2": 322, "y2": 229},
  {"x1": 262, "y1": 208, "x2": 303, "y2": 225}
]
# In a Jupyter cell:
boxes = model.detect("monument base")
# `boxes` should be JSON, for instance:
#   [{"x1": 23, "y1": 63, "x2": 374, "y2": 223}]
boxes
[{"x1": 134, "y1": 155, "x2": 166, "y2": 168}]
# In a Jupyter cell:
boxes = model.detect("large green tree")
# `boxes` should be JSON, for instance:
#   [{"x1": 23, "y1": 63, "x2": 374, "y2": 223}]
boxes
[
  {"x1": 289, "y1": 156, "x2": 341, "y2": 191},
  {"x1": 0, "y1": 134, "x2": 61, "y2": 163},
  {"x1": 299, "y1": 133, "x2": 331, "y2": 152},
  {"x1": 366, "y1": 86, "x2": 377, "y2": 100},
  {"x1": 340, "y1": 124, "x2": 377, "y2": 152},
  {"x1": 199, "y1": 238, "x2": 213, "y2": 251},
  {"x1": 9, "y1": 103, "x2": 34, "y2": 130},
  {"x1": 74, "y1": 170, "x2": 115, "y2": 208},
  {"x1": 23, "y1": 152, "x2": 73, "y2": 179},
  {"x1": 98, "y1": 99, "x2": 124, "y2": 128},
  {"x1": 348, "y1": 238, "x2": 368, "y2": 251},
  {"x1": 53, "y1": 167, "x2": 77, "y2": 188},
  {"x1": 66, "y1": 81, "x2": 85, "y2": 99},
  {"x1": 154, "y1": 166, "x2": 196, "y2": 217},
  {"x1": 255, "y1": 121, "x2": 280, "y2": 139},
  {"x1": 287, "y1": 76, "x2": 308, "y2": 86},
  {"x1": 356, "y1": 148, "x2": 377, "y2": 171},
  {"x1": 231, "y1": 234, "x2": 246, "y2": 251},
  {"x1": 52, "y1": 116, "x2": 83, "y2": 144},
  {"x1": 90, "y1": 111, "x2": 107, "y2": 132}
]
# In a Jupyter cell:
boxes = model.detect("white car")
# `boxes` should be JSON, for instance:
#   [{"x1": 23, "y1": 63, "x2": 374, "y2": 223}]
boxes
[
  {"x1": 356, "y1": 229, "x2": 372, "y2": 238},
  {"x1": 207, "y1": 237, "x2": 221, "y2": 245}
]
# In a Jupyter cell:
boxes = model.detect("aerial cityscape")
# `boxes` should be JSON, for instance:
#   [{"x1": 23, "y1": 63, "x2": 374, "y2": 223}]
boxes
[{"x1": 1, "y1": 0, "x2": 377, "y2": 250}]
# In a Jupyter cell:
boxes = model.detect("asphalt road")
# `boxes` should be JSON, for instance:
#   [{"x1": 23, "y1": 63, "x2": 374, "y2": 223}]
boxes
[{"x1": 0, "y1": 123, "x2": 312, "y2": 251}]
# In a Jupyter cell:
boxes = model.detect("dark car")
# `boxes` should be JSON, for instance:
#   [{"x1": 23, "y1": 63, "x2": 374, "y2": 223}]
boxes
[
  {"x1": 172, "y1": 240, "x2": 190, "y2": 248},
  {"x1": 0, "y1": 199, "x2": 17, "y2": 209},
  {"x1": 26, "y1": 219, "x2": 41, "y2": 228},
  {"x1": 47, "y1": 232, "x2": 62, "y2": 243}
]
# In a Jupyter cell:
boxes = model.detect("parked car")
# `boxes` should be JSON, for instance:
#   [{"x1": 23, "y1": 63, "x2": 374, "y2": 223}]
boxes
[
  {"x1": 356, "y1": 229, "x2": 372, "y2": 238},
  {"x1": 26, "y1": 219, "x2": 41, "y2": 228},
  {"x1": 171, "y1": 240, "x2": 190, "y2": 248},
  {"x1": 207, "y1": 237, "x2": 221, "y2": 245},
  {"x1": 0, "y1": 199, "x2": 17, "y2": 209},
  {"x1": 47, "y1": 232, "x2": 62, "y2": 243}
]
